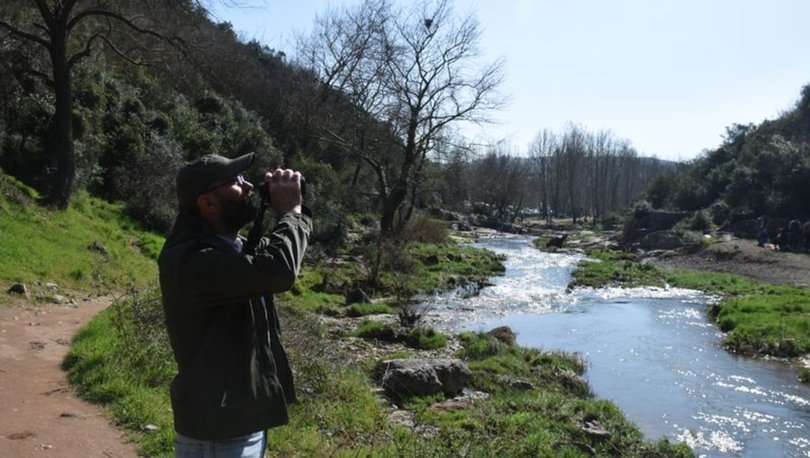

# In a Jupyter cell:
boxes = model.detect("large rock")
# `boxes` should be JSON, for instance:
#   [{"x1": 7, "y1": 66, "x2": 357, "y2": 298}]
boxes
[
  {"x1": 8, "y1": 283, "x2": 28, "y2": 296},
  {"x1": 638, "y1": 230, "x2": 684, "y2": 250},
  {"x1": 486, "y1": 326, "x2": 516, "y2": 346},
  {"x1": 380, "y1": 358, "x2": 471, "y2": 399}
]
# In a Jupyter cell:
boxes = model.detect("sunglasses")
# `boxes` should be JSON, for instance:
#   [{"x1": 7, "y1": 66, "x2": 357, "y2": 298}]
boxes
[{"x1": 205, "y1": 174, "x2": 248, "y2": 193}]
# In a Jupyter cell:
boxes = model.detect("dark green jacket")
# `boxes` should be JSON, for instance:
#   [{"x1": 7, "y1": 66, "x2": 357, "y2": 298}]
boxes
[{"x1": 158, "y1": 209, "x2": 311, "y2": 440}]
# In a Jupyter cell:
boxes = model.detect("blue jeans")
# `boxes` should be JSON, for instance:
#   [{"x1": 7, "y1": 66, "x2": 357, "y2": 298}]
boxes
[{"x1": 175, "y1": 431, "x2": 267, "y2": 458}]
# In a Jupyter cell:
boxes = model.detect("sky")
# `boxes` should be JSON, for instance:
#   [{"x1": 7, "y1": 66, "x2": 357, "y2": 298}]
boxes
[{"x1": 207, "y1": 0, "x2": 810, "y2": 161}]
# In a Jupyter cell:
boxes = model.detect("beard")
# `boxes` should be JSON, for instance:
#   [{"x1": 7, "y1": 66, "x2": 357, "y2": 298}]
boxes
[{"x1": 219, "y1": 192, "x2": 258, "y2": 234}]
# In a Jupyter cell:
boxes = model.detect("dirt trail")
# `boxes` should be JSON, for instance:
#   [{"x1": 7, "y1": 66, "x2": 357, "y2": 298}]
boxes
[
  {"x1": 0, "y1": 298, "x2": 137, "y2": 457},
  {"x1": 650, "y1": 237, "x2": 810, "y2": 287}
]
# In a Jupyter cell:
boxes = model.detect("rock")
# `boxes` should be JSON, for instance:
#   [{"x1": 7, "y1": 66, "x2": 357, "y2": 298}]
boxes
[
  {"x1": 432, "y1": 390, "x2": 490, "y2": 412},
  {"x1": 487, "y1": 326, "x2": 517, "y2": 346},
  {"x1": 546, "y1": 234, "x2": 568, "y2": 248},
  {"x1": 51, "y1": 294, "x2": 66, "y2": 304},
  {"x1": 345, "y1": 288, "x2": 370, "y2": 305},
  {"x1": 381, "y1": 358, "x2": 471, "y2": 399},
  {"x1": 45, "y1": 282, "x2": 59, "y2": 290},
  {"x1": 143, "y1": 424, "x2": 159, "y2": 433},
  {"x1": 777, "y1": 338, "x2": 798, "y2": 356},
  {"x1": 582, "y1": 420, "x2": 611, "y2": 440},
  {"x1": 8, "y1": 283, "x2": 28, "y2": 296},
  {"x1": 423, "y1": 254, "x2": 440, "y2": 265},
  {"x1": 88, "y1": 240, "x2": 108, "y2": 255},
  {"x1": 510, "y1": 380, "x2": 534, "y2": 391}
]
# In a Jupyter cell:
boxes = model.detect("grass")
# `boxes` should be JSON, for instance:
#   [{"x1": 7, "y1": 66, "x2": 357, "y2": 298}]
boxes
[
  {"x1": 569, "y1": 247, "x2": 810, "y2": 359},
  {"x1": 67, "y1": 292, "x2": 693, "y2": 457},
  {"x1": 345, "y1": 302, "x2": 396, "y2": 317},
  {"x1": 1, "y1": 168, "x2": 692, "y2": 454},
  {"x1": 402, "y1": 241, "x2": 506, "y2": 292},
  {"x1": 569, "y1": 249, "x2": 662, "y2": 290},
  {"x1": 63, "y1": 289, "x2": 175, "y2": 456},
  {"x1": 352, "y1": 320, "x2": 448, "y2": 350},
  {"x1": 352, "y1": 319, "x2": 397, "y2": 341},
  {"x1": 406, "y1": 327, "x2": 447, "y2": 350},
  {"x1": 0, "y1": 173, "x2": 162, "y2": 297}
]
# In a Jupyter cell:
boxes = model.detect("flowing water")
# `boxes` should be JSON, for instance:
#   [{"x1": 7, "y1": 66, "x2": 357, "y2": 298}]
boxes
[{"x1": 423, "y1": 235, "x2": 810, "y2": 457}]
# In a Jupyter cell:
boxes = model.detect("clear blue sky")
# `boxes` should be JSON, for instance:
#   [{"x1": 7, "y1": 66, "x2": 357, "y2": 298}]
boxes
[{"x1": 208, "y1": 0, "x2": 810, "y2": 161}]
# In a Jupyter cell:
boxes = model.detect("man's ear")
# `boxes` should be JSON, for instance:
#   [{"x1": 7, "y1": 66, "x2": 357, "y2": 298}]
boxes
[{"x1": 195, "y1": 192, "x2": 219, "y2": 218}]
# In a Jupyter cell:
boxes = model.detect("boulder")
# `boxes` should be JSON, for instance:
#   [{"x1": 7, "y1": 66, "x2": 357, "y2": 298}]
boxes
[
  {"x1": 486, "y1": 326, "x2": 517, "y2": 346},
  {"x1": 8, "y1": 283, "x2": 28, "y2": 296},
  {"x1": 88, "y1": 240, "x2": 108, "y2": 255},
  {"x1": 381, "y1": 358, "x2": 471, "y2": 399},
  {"x1": 345, "y1": 287, "x2": 371, "y2": 305}
]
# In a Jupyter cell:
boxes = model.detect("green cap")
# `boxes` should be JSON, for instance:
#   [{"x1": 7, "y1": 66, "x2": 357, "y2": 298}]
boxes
[{"x1": 176, "y1": 153, "x2": 254, "y2": 210}]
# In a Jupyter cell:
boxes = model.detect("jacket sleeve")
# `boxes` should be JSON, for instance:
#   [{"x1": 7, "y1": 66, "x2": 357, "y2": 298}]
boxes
[{"x1": 172, "y1": 211, "x2": 311, "y2": 310}]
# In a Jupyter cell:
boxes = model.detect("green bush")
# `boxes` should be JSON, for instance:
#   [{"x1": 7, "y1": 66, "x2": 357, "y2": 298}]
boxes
[
  {"x1": 401, "y1": 213, "x2": 449, "y2": 244},
  {"x1": 406, "y1": 327, "x2": 447, "y2": 350},
  {"x1": 688, "y1": 209, "x2": 713, "y2": 231},
  {"x1": 352, "y1": 319, "x2": 398, "y2": 341},
  {"x1": 345, "y1": 302, "x2": 396, "y2": 317}
]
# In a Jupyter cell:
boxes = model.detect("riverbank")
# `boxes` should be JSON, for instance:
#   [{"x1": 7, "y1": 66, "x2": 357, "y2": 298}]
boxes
[{"x1": 545, "y1": 226, "x2": 810, "y2": 384}]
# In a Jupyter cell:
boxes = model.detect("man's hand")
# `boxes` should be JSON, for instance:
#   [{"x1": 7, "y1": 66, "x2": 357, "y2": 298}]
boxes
[{"x1": 265, "y1": 169, "x2": 303, "y2": 215}]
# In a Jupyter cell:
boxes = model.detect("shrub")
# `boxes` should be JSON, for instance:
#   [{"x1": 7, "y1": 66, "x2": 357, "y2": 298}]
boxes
[
  {"x1": 688, "y1": 209, "x2": 713, "y2": 231},
  {"x1": 345, "y1": 302, "x2": 396, "y2": 317},
  {"x1": 401, "y1": 213, "x2": 449, "y2": 244},
  {"x1": 599, "y1": 212, "x2": 622, "y2": 230},
  {"x1": 406, "y1": 327, "x2": 447, "y2": 350},
  {"x1": 352, "y1": 319, "x2": 397, "y2": 342}
]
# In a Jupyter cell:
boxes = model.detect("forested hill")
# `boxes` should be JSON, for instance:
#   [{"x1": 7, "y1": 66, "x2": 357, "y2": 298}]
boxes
[
  {"x1": 644, "y1": 85, "x2": 810, "y2": 230},
  {"x1": 2, "y1": 1, "x2": 671, "y2": 245}
]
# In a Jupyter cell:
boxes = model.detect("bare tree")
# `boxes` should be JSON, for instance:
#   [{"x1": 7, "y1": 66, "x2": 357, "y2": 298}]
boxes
[
  {"x1": 299, "y1": 0, "x2": 504, "y2": 234},
  {"x1": 529, "y1": 129, "x2": 557, "y2": 221}
]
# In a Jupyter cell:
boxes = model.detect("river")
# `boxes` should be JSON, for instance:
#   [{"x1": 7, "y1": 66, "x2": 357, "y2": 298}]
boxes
[{"x1": 423, "y1": 235, "x2": 810, "y2": 457}]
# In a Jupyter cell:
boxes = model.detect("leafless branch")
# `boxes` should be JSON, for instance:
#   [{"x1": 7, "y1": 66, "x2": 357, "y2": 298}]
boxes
[{"x1": 0, "y1": 20, "x2": 50, "y2": 49}]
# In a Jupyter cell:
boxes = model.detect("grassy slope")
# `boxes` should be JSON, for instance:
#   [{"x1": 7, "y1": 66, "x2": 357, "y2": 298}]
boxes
[{"x1": 0, "y1": 173, "x2": 163, "y2": 295}]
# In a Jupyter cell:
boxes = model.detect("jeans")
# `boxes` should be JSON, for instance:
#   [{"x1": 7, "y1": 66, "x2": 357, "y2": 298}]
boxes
[{"x1": 175, "y1": 430, "x2": 267, "y2": 458}]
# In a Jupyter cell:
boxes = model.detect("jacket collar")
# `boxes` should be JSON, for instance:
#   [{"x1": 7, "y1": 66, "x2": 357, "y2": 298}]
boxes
[{"x1": 166, "y1": 210, "x2": 243, "y2": 252}]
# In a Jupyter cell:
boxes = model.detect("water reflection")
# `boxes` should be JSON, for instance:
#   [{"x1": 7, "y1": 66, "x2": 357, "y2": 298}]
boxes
[{"x1": 423, "y1": 236, "x2": 810, "y2": 457}]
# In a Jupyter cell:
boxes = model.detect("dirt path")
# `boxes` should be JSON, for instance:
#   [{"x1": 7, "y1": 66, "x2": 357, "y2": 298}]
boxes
[
  {"x1": 649, "y1": 237, "x2": 810, "y2": 287},
  {"x1": 0, "y1": 298, "x2": 137, "y2": 457}
]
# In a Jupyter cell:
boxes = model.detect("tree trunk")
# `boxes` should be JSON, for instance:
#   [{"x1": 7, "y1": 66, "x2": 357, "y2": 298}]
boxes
[
  {"x1": 46, "y1": 22, "x2": 75, "y2": 209},
  {"x1": 380, "y1": 185, "x2": 407, "y2": 234}
]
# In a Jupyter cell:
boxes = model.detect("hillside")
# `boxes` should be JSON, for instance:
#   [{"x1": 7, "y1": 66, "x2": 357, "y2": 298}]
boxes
[{"x1": 0, "y1": 172, "x2": 163, "y2": 301}]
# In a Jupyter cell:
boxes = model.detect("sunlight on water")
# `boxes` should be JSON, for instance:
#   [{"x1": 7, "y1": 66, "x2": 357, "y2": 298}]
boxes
[
  {"x1": 425, "y1": 236, "x2": 810, "y2": 457},
  {"x1": 675, "y1": 429, "x2": 744, "y2": 454}
]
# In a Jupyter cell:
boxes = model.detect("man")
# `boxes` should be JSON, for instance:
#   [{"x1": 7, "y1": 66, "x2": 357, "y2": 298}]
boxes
[{"x1": 158, "y1": 153, "x2": 311, "y2": 457}]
